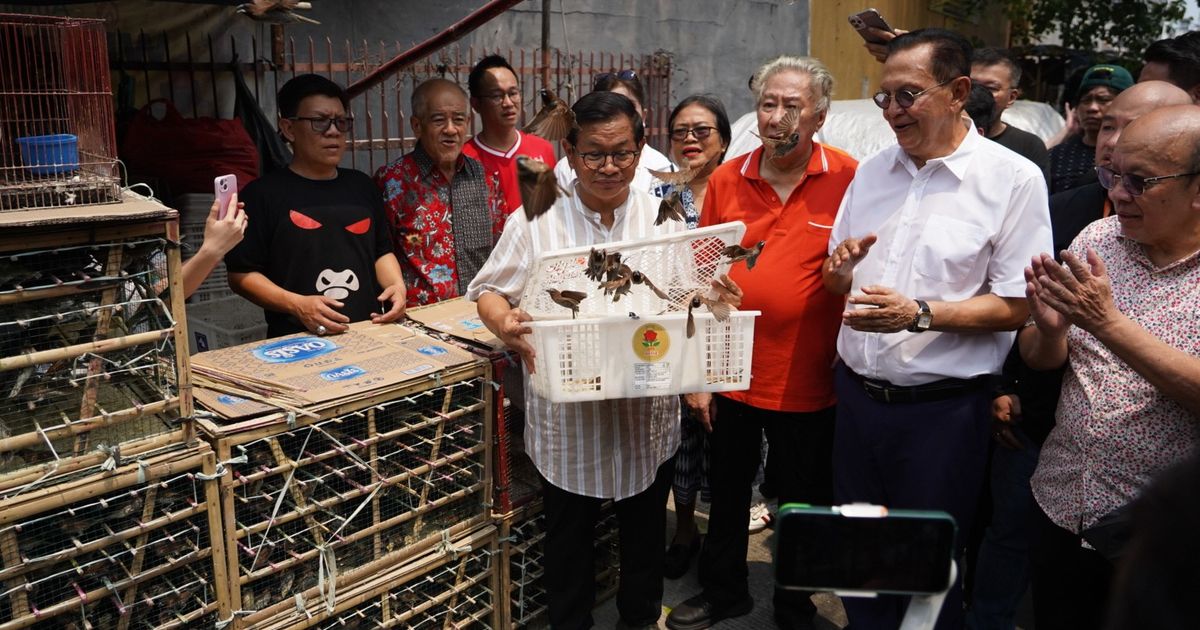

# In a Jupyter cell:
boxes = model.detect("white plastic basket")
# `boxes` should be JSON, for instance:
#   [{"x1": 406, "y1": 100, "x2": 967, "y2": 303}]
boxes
[
  {"x1": 519, "y1": 222, "x2": 747, "y2": 318},
  {"x1": 518, "y1": 221, "x2": 759, "y2": 402},
  {"x1": 527, "y1": 310, "x2": 759, "y2": 402},
  {"x1": 187, "y1": 295, "x2": 267, "y2": 354}
]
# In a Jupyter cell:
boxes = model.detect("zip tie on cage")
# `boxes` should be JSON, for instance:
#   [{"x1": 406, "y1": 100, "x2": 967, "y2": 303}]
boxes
[
  {"x1": 427, "y1": 372, "x2": 443, "y2": 387},
  {"x1": 286, "y1": 411, "x2": 297, "y2": 429},
  {"x1": 436, "y1": 529, "x2": 472, "y2": 559},
  {"x1": 215, "y1": 610, "x2": 253, "y2": 629},
  {"x1": 98, "y1": 444, "x2": 121, "y2": 472},
  {"x1": 194, "y1": 453, "x2": 246, "y2": 481},
  {"x1": 316, "y1": 543, "x2": 338, "y2": 613},
  {"x1": 136, "y1": 460, "x2": 150, "y2": 485}
]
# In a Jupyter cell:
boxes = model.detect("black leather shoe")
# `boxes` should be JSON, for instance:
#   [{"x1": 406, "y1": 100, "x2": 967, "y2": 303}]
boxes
[
  {"x1": 663, "y1": 535, "x2": 702, "y2": 579},
  {"x1": 666, "y1": 593, "x2": 753, "y2": 630}
]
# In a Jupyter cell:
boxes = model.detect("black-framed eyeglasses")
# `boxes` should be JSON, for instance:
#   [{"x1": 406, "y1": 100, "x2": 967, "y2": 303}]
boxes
[
  {"x1": 669, "y1": 126, "x2": 717, "y2": 141},
  {"x1": 873, "y1": 78, "x2": 958, "y2": 109},
  {"x1": 577, "y1": 150, "x2": 640, "y2": 171},
  {"x1": 594, "y1": 70, "x2": 638, "y2": 90},
  {"x1": 481, "y1": 89, "x2": 522, "y2": 105},
  {"x1": 289, "y1": 116, "x2": 354, "y2": 133},
  {"x1": 1096, "y1": 165, "x2": 1200, "y2": 197}
]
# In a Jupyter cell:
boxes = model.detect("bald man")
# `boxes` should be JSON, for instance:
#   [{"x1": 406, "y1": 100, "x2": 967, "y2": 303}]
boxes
[
  {"x1": 969, "y1": 81, "x2": 1193, "y2": 630},
  {"x1": 374, "y1": 78, "x2": 507, "y2": 306},
  {"x1": 1021, "y1": 105, "x2": 1200, "y2": 628}
]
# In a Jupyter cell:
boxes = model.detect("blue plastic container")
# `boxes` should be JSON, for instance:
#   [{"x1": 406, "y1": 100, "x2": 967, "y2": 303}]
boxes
[{"x1": 16, "y1": 134, "x2": 79, "y2": 175}]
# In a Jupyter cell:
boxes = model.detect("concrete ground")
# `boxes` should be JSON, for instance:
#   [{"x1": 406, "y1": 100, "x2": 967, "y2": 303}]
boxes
[{"x1": 593, "y1": 491, "x2": 848, "y2": 629}]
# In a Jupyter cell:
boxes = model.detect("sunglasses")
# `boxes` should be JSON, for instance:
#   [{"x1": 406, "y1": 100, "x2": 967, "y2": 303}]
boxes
[
  {"x1": 594, "y1": 70, "x2": 638, "y2": 89},
  {"x1": 669, "y1": 126, "x2": 717, "y2": 141},
  {"x1": 873, "y1": 78, "x2": 957, "y2": 109},
  {"x1": 1097, "y1": 165, "x2": 1200, "y2": 197},
  {"x1": 290, "y1": 116, "x2": 354, "y2": 133}
]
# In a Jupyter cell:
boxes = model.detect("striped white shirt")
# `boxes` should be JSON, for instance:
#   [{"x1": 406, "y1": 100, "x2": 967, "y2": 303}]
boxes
[{"x1": 466, "y1": 185, "x2": 683, "y2": 499}]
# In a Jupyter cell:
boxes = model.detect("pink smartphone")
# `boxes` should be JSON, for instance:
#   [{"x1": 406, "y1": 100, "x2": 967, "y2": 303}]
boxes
[{"x1": 213, "y1": 174, "x2": 237, "y2": 219}]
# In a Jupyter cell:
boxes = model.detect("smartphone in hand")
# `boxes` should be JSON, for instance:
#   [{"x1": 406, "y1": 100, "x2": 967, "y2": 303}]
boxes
[
  {"x1": 848, "y1": 9, "x2": 895, "y2": 45},
  {"x1": 213, "y1": 174, "x2": 237, "y2": 219}
]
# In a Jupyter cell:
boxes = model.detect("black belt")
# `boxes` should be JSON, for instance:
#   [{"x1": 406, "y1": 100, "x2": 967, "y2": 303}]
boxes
[{"x1": 847, "y1": 369, "x2": 990, "y2": 404}]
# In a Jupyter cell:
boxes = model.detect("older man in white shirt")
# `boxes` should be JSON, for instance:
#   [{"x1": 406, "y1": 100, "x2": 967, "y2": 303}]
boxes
[
  {"x1": 470, "y1": 91, "x2": 738, "y2": 630},
  {"x1": 822, "y1": 29, "x2": 1051, "y2": 630}
]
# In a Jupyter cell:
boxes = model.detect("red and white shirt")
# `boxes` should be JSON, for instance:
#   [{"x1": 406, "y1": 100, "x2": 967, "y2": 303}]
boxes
[
  {"x1": 462, "y1": 131, "x2": 557, "y2": 216},
  {"x1": 1032, "y1": 215, "x2": 1200, "y2": 534}
]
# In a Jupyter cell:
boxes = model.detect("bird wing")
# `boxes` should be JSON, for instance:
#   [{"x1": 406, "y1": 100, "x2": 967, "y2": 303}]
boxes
[
  {"x1": 560, "y1": 290, "x2": 588, "y2": 302},
  {"x1": 647, "y1": 165, "x2": 696, "y2": 186},
  {"x1": 641, "y1": 275, "x2": 670, "y2": 300},
  {"x1": 517, "y1": 158, "x2": 559, "y2": 220},
  {"x1": 524, "y1": 95, "x2": 575, "y2": 141},
  {"x1": 780, "y1": 107, "x2": 800, "y2": 135},
  {"x1": 705, "y1": 298, "x2": 732, "y2": 322}
]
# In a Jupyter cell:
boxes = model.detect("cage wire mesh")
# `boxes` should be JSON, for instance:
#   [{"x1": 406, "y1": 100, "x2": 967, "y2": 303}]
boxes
[
  {"x1": 518, "y1": 222, "x2": 746, "y2": 319},
  {"x1": 307, "y1": 533, "x2": 497, "y2": 630},
  {"x1": 493, "y1": 402, "x2": 539, "y2": 515},
  {"x1": 0, "y1": 448, "x2": 219, "y2": 629},
  {"x1": 0, "y1": 13, "x2": 120, "y2": 211},
  {"x1": 226, "y1": 376, "x2": 490, "y2": 614},
  {"x1": 0, "y1": 236, "x2": 184, "y2": 497},
  {"x1": 504, "y1": 503, "x2": 619, "y2": 629}
]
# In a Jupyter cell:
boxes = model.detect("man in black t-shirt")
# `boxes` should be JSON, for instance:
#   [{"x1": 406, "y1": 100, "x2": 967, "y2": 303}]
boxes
[
  {"x1": 226, "y1": 74, "x2": 406, "y2": 338},
  {"x1": 970, "y1": 48, "x2": 1050, "y2": 182}
]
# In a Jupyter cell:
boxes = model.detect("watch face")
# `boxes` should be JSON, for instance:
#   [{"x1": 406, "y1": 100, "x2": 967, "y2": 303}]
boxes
[{"x1": 917, "y1": 312, "x2": 933, "y2": 329}]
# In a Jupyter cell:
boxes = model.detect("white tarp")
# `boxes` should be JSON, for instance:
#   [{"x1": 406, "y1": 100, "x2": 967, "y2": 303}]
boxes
[{"x1": 727, "y1": 99, "x2": 1066, "y2": 162}]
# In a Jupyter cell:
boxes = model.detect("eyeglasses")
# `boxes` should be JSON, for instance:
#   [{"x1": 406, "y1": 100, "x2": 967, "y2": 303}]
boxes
[
  {"x1": 873, "y1": 78, "x2": 957, "y2": 109},
  {"x1": 669, "y1": 126, "x2": 717, "y2": 141},
  {"x1": 577, "y1": 150, "x2": 640, "y2": 171},
  {"x1": 1096, "y1": 165, "x2": 1200, "y2": 197},
  {"x1": 289, "y1": 116, "x2": 354, "y2": 133},
  {"x1": 481, "y1": 89, "x2": 521, "y2": 105},
  {"x1": 594, "y1": 70, "x2": 638, "y2": 90}
]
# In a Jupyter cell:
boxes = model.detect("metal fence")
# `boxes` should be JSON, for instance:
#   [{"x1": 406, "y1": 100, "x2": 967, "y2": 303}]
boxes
[{"x1": 112, "y1": 32, "x2": 673, "y2": 177}]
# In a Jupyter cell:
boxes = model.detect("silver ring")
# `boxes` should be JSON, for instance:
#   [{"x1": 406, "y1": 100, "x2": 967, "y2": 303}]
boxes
[{"x1": 316, "y1": 325, "x2": 327, "y2": 335}]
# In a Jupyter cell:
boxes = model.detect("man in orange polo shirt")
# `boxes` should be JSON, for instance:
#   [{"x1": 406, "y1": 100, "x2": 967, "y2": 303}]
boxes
[{"x1": 667, "y1": 56, "x2": 856, "y2": 630}]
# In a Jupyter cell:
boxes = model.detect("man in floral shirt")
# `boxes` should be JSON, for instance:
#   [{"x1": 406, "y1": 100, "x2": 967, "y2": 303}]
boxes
[
  {"x1": 375, "y1": 78, "x2": 506, "y2": 306},
  {"x1": 1021, "y1": 106, "x2": 1200, "y2": 629}
]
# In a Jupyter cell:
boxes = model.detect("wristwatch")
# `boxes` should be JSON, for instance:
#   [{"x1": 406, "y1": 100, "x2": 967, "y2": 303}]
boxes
[{"x1": 908, "y1": 299, "x2": 933, "y2": 333}]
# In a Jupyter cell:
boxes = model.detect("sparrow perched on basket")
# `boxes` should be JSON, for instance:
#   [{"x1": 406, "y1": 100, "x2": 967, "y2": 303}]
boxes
[{"x1": 547, "y1": 289, "x2": 587, "y2": 319}]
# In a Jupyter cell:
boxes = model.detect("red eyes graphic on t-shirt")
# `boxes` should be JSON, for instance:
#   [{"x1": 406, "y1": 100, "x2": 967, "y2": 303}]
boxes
[
  {"x1": 289, "y1": 210, "x2": 322, "y2": 230},
  {"x1": 289, "y1": 210, "x2": 371, "y2": 234}
]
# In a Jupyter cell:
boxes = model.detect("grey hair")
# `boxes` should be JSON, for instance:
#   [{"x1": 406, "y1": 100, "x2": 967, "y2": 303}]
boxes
[{"x1": 750, "y1": 56, "x2": 834, "y2": 114}]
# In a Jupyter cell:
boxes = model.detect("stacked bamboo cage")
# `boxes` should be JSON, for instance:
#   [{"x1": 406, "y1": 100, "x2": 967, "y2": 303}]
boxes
[
  {"x1": 498, "y1": 500, "x2": 621, "y2": 629},
  {"x1": 196, "y1": 360, "x2": 494, "y2": 630},
  {"x1": 0, "y1": 200, "x2": 193, "y2": 502},
  {"x1": 405, "y1": 299, "x2": 541, "y2": 516},
  {"x1": 0, "y1": 439, "x2": 224, "y2": 629}
]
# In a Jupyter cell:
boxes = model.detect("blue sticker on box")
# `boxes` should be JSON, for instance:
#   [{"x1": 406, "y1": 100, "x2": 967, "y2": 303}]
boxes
[
  {"x1": 252, "y1": 337, "x2": 338, "y2": 363},
  {"x1": 416, "y1": 345, "x2": 448, "y2": 356},
  {"x1": 319, "y1": 365, "x2": 366, "y2": 382},
  {"x1": 459, "y1": 318, "x2": 484, "y2": 330},
  {"x1": 217, "y1": 394, "x2": 247, "y2": 405}
]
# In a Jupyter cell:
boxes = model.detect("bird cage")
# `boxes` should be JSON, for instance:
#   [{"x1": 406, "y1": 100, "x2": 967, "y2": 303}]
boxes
[{"x1": 0, "y1": 13, "x2": 121, "y2": 211}]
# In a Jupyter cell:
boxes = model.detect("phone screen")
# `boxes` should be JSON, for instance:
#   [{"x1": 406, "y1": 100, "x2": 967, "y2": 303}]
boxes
[{"x1": 775, "y1": 507, "x2": 956, "y2": 594}]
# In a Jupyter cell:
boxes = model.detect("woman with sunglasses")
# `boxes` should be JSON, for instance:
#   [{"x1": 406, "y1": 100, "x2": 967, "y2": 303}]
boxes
[
  {"x1": 661, "y1": 95, "x2": 732, "y2": 581},
  {"x1": 553, "y1": 70, "x2": 674, "y2": 195}
]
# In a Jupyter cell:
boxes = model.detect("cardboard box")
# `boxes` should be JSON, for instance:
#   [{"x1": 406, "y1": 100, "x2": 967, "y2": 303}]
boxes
[
  {"x1": 405, "y1": 296, "x2": 503, "y2": 352},
  {"x1": 192, "y1": 321, "x2": 479, "y2": 419}
]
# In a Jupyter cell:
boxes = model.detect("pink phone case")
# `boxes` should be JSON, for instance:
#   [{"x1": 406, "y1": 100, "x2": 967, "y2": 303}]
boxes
[{"x1": 214, "y1": 174, "x2": 237, "y2": 219}]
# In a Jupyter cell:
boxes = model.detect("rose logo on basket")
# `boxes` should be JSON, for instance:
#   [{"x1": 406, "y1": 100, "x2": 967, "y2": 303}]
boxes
[
  {"x1": 319, "y1": 365, "x2": 366, "y2": 382},
  {"x1": 632, "y1": 323, "x2": 670, "y2": 362},
  {"x1": 252, "y1": 337, "x2": 339, "y2": 363},
  {"x1": 417, "y1": 345, "x2": 448, "y2": 356}
]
